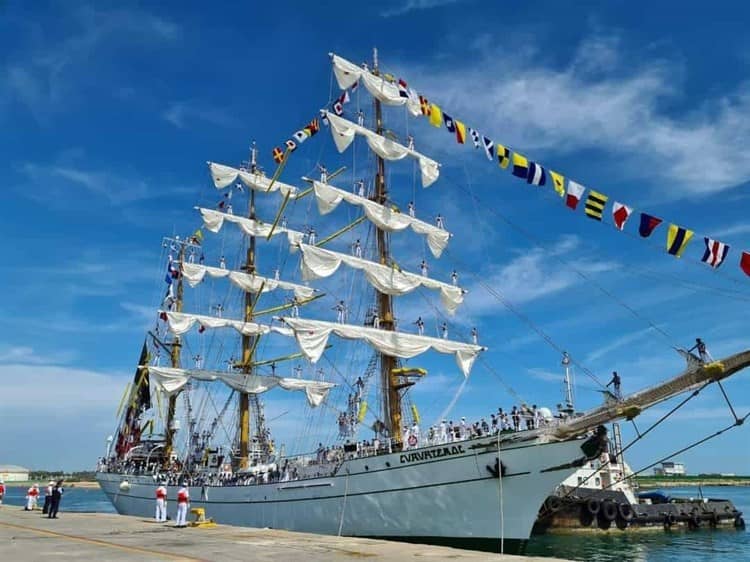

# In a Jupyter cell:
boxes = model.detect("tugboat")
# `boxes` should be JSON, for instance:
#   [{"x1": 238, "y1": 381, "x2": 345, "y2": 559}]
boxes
[{"x1": 533, "y1": 356, "x2": 745, "y2": 534}]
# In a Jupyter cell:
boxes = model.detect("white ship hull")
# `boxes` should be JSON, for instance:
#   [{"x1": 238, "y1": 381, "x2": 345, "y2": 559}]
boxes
[{"x1": 97, "y1": 435, "x2": 591, "y2": 553}]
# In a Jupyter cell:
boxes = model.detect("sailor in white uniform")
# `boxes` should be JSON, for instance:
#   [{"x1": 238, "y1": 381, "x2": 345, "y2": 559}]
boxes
[
  {"x1": 414, "y1": 316, "x2": 425, "y2": 336},
  {"x1": 175, "y1": 484, "x2": 189, "y2": 528},
  {"x1": 334, "y1": 300, "x2": 347, "y2": 323},
  {"x1": 155, "y1": 484, "x2": 167, "y2": 522},
  {"x1": 419, "y1": 260, "x2": 428, "y2": 277},
  {"x1": 471, "y1": 327, "x2": 478, "y2": 345},
  {"x1": 441, "y1": 322, "x2": 448, "y2": 339},
  {"x1": 408, "y1": 201, "x2": 415, "y2": 217},
  {"x1": 436, "y1": 214, "x2": 445, "y2": 229},
  {"x1": 353, "y1": 239, "x2": 362, "y2": 258}
]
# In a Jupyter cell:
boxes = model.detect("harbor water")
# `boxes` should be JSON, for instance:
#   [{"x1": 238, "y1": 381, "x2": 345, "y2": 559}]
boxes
[{"x1": 2, "y1": 484, "x2": 747, "y2": 561}]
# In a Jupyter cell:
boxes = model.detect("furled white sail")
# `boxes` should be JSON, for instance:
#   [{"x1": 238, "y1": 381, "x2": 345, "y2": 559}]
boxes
[
  {"x1": 324, "y1": 112, "x2": 439, "y2": 188},
  {"x1": 281, "y1": 317, "x2": 485, "y2": 377},
  {"x1": 207, "y1": 162, "x2": 298, "y2": 198},
  {"x1": 330, "y1": 54, "x2": 421, "y2": 117},
  {"x1": 147, "y1": 366, "x2": 334, "y2": 407},
  {"x1": 299, "y1": 244, "x2": 464, "y2": 315},
  {"x1": 198, "y1": 208, "x2": 305, "y2": 246},
  {"x1": 163, "y1": 311, "x2": 293, "y2": 338},
  {"x1": 312, "y1": 181, "x2": 449, "y2": 258},
  {"x1": 181, "y1": 263, "x2": 315, "y2": 300}
]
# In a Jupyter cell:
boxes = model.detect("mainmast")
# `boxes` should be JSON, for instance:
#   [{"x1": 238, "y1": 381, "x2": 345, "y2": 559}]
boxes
[
  {"x1": 164, "y1": 244, "x2": 185, "y2": 460},
  {"x1": 238, "y1": 142, "x2": 259, "y2": 469},
  {"x1": 372, "y1": 48, "x2": 403, "y2": 446}
]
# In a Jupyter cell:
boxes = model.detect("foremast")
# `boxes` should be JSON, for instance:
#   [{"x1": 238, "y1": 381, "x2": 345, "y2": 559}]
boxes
[
  {"x1": 372, "y1": 49, "x2": 402, "y2": 446},
  {"x1": 164, "y1": 244, "x2": 185, "y2": 460}
]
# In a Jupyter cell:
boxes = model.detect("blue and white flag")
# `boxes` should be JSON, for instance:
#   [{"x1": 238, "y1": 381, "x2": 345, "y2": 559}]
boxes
[
  {"x1": 527, "y1": 162, "x2": 546, "y2": 186},
  {"x1": 701, "y1": 237, "x2": 730, "y2": 269}
]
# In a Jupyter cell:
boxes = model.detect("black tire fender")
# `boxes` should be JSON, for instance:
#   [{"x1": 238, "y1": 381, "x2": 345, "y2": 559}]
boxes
[
  {"x1": 665, "y1": 512, "x2": 676, "y2": 526},
  {"x1": 601, "y1": 501, "x2": 618, "y2": 522},
  {"x1": 618, "y1": 503, "x2": 634, "y2": 522},
  {"x1": 545, "y1": 496, "x2": 562, "y2": 513},
  {"x1": 586, "y1": 498, "x2": 601, "y2": 515}
]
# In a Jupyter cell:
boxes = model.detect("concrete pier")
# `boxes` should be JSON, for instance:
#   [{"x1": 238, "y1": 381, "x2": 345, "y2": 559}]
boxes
[{"x1": 0, "y1": 506, "x2": 570, "y2": 561}]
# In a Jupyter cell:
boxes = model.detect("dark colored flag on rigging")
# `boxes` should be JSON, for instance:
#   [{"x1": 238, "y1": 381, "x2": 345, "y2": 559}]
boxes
[
  {"x1": 443, "y1": 113, "x2": 455, "y2": 132},
  {"x1": 639, "y1": 213, "x2": 662, "y2": 238},
  {"x1": 701, "y1": 237, "x2": 730, "y2": 269},
  {"x1": 740, "y1": 251, "x2": 750, "y2": 277},
  {"x1": 527, "y1": 162, "x2": 546, "y2": 186},
  {"x1": 481, "y1": 136, "x2": 494, "y2": 160}
]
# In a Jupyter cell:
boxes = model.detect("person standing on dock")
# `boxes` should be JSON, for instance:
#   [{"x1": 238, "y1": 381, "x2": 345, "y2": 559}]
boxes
[
  {"x1": 0, "y1": 479, "x2": 4, "y2": 504},
  {"x1": 43, "y1": 481, "x2": 54, "y2": 514},
  {"x1": 175, "y1": 484, "x2": 189, "y2": 528},
  {"x1": 25, "y1": 483, "x2": 39, "y2": 511},
  {"x1": 48, "y1": 480, "x2": 64, "y2": 518},
  {"x1": 155, "y1": 484, "x2": 168, "y2": 522}
]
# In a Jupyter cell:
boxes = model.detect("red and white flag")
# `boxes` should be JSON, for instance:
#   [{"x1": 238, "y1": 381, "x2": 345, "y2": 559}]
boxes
[
  {"x1": 612, "y1": 202, "x2": 633, "y2": 230},
  {"x1": 566, "y1": 181, "x2": 585, "y2": 210},
  {"x1": 740, "y1": 251, "x2": 750, "y2": 277}
]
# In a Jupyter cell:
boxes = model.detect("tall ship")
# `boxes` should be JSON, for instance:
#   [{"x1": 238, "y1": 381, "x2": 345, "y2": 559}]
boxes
[{"x1": 96, "y1": 51, "x2": 750, "y2": 554}]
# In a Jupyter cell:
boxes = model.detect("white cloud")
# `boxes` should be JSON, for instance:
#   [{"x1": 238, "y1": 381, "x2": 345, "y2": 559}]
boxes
[
  {"x1": 2, "y1": 6, "x2": 180, "y2": 118},
  {"x1": 381, "y1": 0, "x2": 462, "y2": 18},
  {"x1": 162, "y1": 101, "x2": 236, "y2": 130},
  {"x1": 0, "y1": 362, "x2": 126, "y2": 469},
  {"x1": 584, "y1": 326, "x2": 659, "y2": 364},
  {"x1": 460, "y1": 235, "x2": 618, "y2": 319},
  {"x1": 406, "y1": 33, "x2": 750, "y2": 196}
]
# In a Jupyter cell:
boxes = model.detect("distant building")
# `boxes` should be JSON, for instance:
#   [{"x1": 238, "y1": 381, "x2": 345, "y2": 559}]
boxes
[
  {"x1": 653, "y1": 461, "x2": 686, "y2": 476},
  {"x1": 0, "y1": 464, "x2": 30, "y2": 481}
]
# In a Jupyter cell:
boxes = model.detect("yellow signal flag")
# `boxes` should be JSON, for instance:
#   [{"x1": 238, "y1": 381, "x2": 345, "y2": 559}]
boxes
[
  {"x1": 411, "y1": 403, "x2": 421, "y2": 424},
  {"x1": 497, "y1": 143, "x2": 510, "y2": 169},
  {"x1": 455, "y1": 120, "x2": 467, "y2": 144},
  {"x1": 358, "y1": 400, "x2": 368, "y2": 423},
  {"x1": 429, "y1": 103, "x2": 443, "y2": 128},
  {"x1": 550, "y1": 171, "x2": 565, "y2": 197}
]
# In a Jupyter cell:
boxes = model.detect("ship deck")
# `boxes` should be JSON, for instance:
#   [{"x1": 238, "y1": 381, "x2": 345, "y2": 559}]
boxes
[{"x1": 0, "y1": 505, "x2": 570, "y2": 561}]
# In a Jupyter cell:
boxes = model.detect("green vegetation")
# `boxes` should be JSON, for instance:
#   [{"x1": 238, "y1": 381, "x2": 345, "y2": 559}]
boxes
[
  {"x1": 636, "y1": 474, "x2": 750, "y2": 488},
  {"x1": 28, "y1": 470, "x2": 96, "y2": 482}
]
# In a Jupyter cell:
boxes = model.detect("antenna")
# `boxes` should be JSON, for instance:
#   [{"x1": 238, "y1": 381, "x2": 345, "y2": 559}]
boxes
[
  {"x1": 250, "y1": 141, "x2": 257, "y2": 172},
  {"x1": 560, "y1": 351, "x2": 575, "y2": 416}
]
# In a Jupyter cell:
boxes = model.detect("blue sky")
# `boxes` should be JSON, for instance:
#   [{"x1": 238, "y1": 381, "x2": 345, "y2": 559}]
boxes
[{"x1": 2, "y1": 1, "x2": 750, "y2": 474}]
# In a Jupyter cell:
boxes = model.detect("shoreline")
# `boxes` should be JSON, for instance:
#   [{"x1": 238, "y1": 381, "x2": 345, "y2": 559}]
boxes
[{"x1": 636, "y1": 477, "x2": 750, "y2": 489}]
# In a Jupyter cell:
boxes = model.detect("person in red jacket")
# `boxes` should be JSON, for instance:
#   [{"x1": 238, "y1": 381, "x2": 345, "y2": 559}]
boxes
[
  {"x1": 25, "y1": 484, "x2": 40, "y2": 511},
  {"x1": 155, "y1": 484, "x2": 167, "y2": 522},
  {"x1": 175, "y1": 484, "x2": 189, "y2": 527},
  {"x1": 0, "y1": 479, "x2": 5, "y2": 504}
]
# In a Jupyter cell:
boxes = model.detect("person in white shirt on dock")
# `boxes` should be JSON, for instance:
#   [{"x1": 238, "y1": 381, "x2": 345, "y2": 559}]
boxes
[
  {"x1": 175, "y1": 484, "x2": 189, "y2": 528},
  {"x1": 25, "y1": 483, "x2": 39, "y2": 511},
  {"x1": 155, "y1": 484, "x2": 168, "y2": 522}
]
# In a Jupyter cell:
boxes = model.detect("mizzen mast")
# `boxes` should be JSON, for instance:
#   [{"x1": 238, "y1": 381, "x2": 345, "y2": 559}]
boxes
[{"x1": 372, "y1": 48, "x2": 403, "y2": 446}]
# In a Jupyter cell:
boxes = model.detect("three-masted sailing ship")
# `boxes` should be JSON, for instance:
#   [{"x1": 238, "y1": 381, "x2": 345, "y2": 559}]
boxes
[{"x1": 96, "y1": 51, "x2": 750, "y2": 553}]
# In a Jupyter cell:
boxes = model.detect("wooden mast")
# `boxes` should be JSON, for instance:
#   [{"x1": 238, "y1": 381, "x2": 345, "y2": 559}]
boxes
[
  {"x1": 372, "y1": 48, "x2": 403, "y2": 446},
  {"x1": 164, "y1": 244, "x2": 185, "y2": 460},
  {"x1": 238, "y1": 144, "x2": 259, "y2": 469}
]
